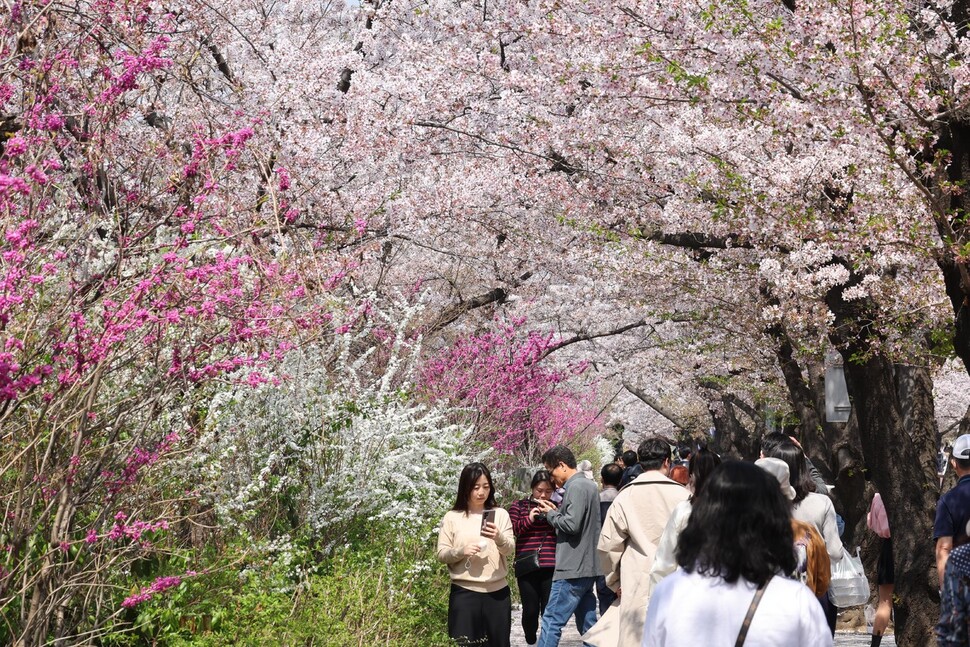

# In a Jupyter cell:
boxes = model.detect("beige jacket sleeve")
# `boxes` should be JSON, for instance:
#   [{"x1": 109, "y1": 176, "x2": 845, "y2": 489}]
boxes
[
  {"x1": 597, "y1": 501, "x2": 628, "y2": 591},
  {"x1": 436, "y1": 512, "x2": 465, "y2": 564},
  {"x1": 493, "y1": 508, "x2": 516, "y2": 557}
]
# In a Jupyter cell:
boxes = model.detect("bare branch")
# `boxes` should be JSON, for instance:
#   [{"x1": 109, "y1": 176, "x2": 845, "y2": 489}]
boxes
[
  {"x1": 622, "y1": 381, "x2": 691, "y2": 431},
  {"x1": 201, "y1": 36, "x2": 234, "y2": 84},
  {"x1": 539, "y1": 320, "x2": 654, "y2": 360},
  {"x1": 426, "y1": 288, "x2": 508, "y2": 334}
]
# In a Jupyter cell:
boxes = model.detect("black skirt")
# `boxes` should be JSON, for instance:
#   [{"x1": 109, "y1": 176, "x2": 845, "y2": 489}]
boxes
[
  {"x1": 448, "y1": 583, "x2": 511, "y2": 647},
  {"x1": 876, "y1": 537, "x2": 894, "y2": 585}
]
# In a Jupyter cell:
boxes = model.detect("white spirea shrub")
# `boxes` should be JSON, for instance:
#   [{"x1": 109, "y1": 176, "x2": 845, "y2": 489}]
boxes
[
  {"x1": 185, "y1": 298, "x2": 476, "y2": 550},
  {"x1": 594, "y1": 435, "x2": 616, "y2": 468}
]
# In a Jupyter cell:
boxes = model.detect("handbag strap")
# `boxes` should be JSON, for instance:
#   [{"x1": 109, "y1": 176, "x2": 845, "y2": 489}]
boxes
[{"x1": 734, "y1": 578, "x2": 770, "y2": 647}]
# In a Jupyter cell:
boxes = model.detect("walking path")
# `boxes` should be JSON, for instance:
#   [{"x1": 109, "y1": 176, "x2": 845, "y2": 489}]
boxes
[{"x1": 509, "y1": 607, "x2": 895, "y2": 646}]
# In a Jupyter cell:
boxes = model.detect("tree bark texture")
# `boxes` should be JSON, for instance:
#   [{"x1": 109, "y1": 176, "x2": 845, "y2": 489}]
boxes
[
  {"x1": 827, "y1": 284, "x2": 940, "y2": 646},
  {"x1": 708, "y1": 395, "x2": 760, "y2": 460},
  {"x1": 936, "y1": 116, "x2": 970, "y2": 378},
  {"x1": 840, "y1": 355, "x2": 940, "y2": 646}
]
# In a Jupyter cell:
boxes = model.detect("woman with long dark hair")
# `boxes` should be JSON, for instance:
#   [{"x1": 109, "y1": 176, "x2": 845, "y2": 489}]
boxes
[
  {"x1": 765, "y1": 442, "x2": 843, "y2": 561},
  {"x1": 642, "y1": 461, "x2": 831, "y2": 647},
  {"x1": 648, "y1": 448, "x2": 721, "y2": 592},
  {"x1": 437, "y1": 462, "x2": 515, "y2": 646},
  {"x1": 508, "y1": 469, "x2": 557, "y2": 645},
  {"x1": 766, "y1": 440, "x2": 843, "y2": 634}
]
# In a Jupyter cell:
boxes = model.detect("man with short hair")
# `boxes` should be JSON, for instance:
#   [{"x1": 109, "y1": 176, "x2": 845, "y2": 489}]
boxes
[
  {"x1": 596, "y1": 463, "x2": 624, "y2": 614},
  {"x1": 936, "y1": 434, "x2": 970, "y2": 588},
  {"x1": 596, "y1": 437, "x2": 689, "y2": 646},
  {"x1": 599, "y1": 464, "x2": 623, "y2": 522},
  {"x1": 618, "y1": 449, "x2": 641, "y2": 488},
  {"x1": 534, "y1": 445, "x2": 600, "y2": 647}
]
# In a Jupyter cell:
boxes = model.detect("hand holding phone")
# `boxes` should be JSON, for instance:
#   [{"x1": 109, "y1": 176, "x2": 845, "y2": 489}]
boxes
[
  {"x1": 535, "y1": 499, "x2": 555, "y2": 513},
  {"x1": 480, "y1": 509, "x2": 496, "y2": 536}
]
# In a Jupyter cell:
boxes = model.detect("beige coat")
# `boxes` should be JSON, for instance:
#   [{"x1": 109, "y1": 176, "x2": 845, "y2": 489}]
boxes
[{"x1": 590, "y1": 471, "x2": 689, "y2": 647}]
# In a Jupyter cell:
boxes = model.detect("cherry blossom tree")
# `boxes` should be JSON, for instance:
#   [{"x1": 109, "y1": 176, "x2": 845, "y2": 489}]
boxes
[
  {"x1": 5, "y1": 0, "x2": 970, "y2": 643},
  {"x1": 334, "y1": 0, "x2": 970, "y2": 641}
]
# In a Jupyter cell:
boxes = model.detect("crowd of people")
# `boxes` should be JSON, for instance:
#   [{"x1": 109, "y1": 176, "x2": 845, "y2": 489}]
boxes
[{"x1": 436, "y1": 432, "x2": 970, "y2": 647}]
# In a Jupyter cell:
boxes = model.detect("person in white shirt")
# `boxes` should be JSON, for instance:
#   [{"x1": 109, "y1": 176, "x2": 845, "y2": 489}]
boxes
[
  {"x1": 642, "y1": 461, "x2": 832, "y2": 647},
  {"x1": 765, "y1": 440, "x2": 843, "y2": 635},
  {"x1": 648, "y1": 448, "x2": 721, "y2": 594}
]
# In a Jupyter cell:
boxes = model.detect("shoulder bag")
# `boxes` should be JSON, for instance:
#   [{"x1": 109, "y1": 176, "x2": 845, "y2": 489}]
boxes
[{"x1": 513, "y1": 550, "x2": 541, "y2": 578}]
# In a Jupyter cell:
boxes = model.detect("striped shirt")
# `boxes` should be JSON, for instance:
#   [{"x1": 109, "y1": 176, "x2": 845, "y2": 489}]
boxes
[{"x1": 508, "y1": 498, "x2": 557, "y2": 568}]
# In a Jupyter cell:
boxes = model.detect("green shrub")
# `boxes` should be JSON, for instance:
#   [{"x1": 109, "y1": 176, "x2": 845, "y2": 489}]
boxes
[{"x1": 100, "y1": 523, "x2": 453, "y2": 646}]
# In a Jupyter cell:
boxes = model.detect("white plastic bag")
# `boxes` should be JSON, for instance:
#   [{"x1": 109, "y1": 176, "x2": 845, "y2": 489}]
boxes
[
  {"x1": 864, "y1": 604, "x2": 875, "y2": 633},
  {"x1": 828, "y1": 547, "x2": 870, "y2": 607}
]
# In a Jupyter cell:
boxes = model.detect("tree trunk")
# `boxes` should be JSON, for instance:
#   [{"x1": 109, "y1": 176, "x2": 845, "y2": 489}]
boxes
[
  {"x1": 804, "y1": 362, "x2": 870, "y2": 547},
  {"x1": 771, "y1": 331, "x2": 870, "y2": 547},
  {"x1": 935, "y1": 115, "x2": 970, "y2": 378},
  {"x1": 708, "y1": 395, "x2": 759, "y2": 460},
  {"x1": 825, "y1": 280, "x2": 941, "y2": 645}
]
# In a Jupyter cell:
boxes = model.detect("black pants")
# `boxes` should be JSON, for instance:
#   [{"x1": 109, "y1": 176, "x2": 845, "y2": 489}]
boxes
[
  {"x1": 517, "y1": 567, "x2": 554, "y2": 643},
  {"x1": 448, "y1": 584, "x2": 511, "y2": 647},
  {"x1": 595, "y1": 575, "x2": 617, "y2": 616},
  {"x1": 818, "y1": 592, "x2": 837, "y2": 636}
]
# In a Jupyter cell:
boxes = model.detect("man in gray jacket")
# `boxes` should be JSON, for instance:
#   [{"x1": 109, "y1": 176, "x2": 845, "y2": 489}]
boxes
[{"x1": 535, "y1": 445, "x2": 600, "y2": 647}]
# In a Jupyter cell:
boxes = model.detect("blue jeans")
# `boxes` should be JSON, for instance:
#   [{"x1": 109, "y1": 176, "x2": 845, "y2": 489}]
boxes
[{"x1": 537, "y1": 576, "x2": 597, "y2": 647}]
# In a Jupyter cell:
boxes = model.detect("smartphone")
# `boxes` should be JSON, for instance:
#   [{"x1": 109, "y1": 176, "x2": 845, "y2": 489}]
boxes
[
  {"x1": 528, "y1": 496, "x2": 539, "y2": 505},
  {"x1": 480, "y1": 509, "x2": 496, "y2": 534}
]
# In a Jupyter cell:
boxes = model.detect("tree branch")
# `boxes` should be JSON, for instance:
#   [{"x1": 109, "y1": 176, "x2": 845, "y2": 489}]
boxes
[
  {"x1": 622, "y1": 381, "x2": 691, "y2": 431},
  {"x1": 426, "y1": 287, "x2": 509, "y2": 334},
  {"x1": 539, "y1": 320, "x2": 653, "y2": 360},
  {"x1": 201, "y1": 36, "x2": 234, "y2": 84}
]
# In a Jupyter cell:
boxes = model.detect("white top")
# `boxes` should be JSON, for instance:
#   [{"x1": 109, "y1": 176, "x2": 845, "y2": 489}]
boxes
[
  {"x1": 647, "y1": 500, "x2": 692, "y2": 595},
  {"x1": 793, "y1": 492, "x2": 843, "y2": 563},
  {"x1": 642, "y1": 569, "x2": 833, "y2": 647}
]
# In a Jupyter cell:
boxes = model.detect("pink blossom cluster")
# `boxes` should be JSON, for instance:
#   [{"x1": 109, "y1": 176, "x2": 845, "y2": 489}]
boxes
[
  {"x1": 419, "y1": 320, "x2": 600, "y2": 455},
  {"x1": 98, "y1": 35, "x2": 173, "y2": 103},
  {"x1": 120, "y1": 574, "x2": 183, "y2": 608},
  {"x1": 107, "y1": 433, "x2": 179, "y2": 494},
  {"x1": 106, "y1": 512, "x2": 170, "y2": 543}
]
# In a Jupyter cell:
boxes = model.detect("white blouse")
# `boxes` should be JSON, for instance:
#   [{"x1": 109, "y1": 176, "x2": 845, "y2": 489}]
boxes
[{"x1": 642, "y1": 569, "x2": 832, "y2": 647}]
